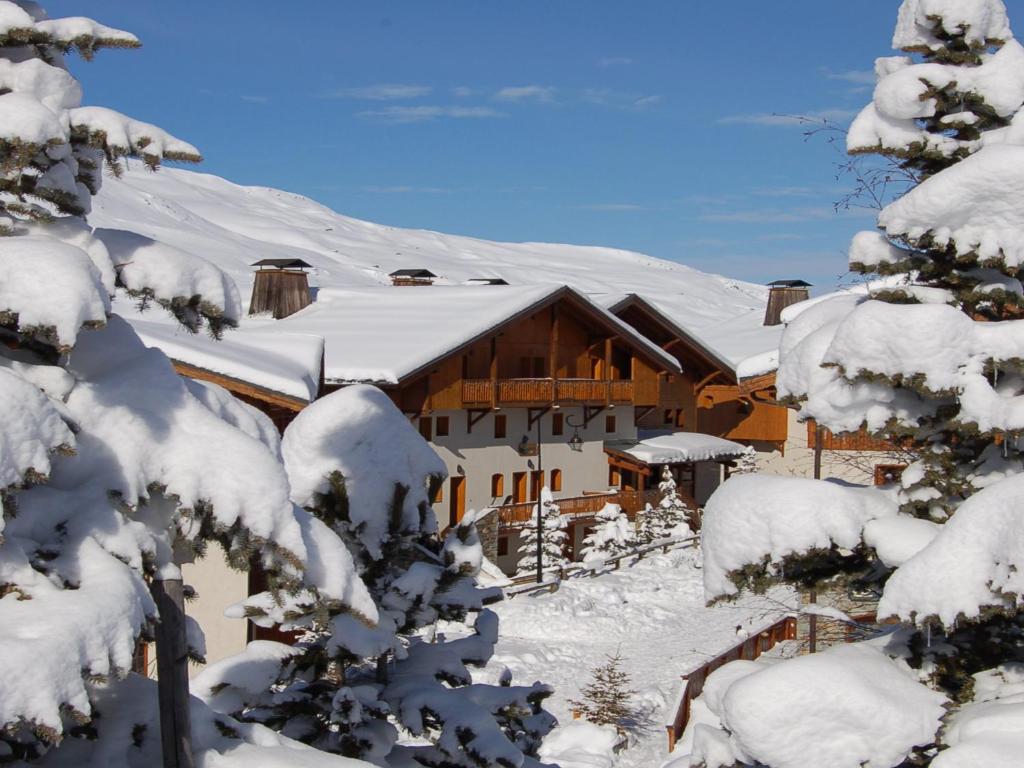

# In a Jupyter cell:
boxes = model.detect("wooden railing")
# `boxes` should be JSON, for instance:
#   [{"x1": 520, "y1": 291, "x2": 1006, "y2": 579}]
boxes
[
  {"x1": 498, "y1": 378, "x2": 554, "y2": 403},
  {"x1": 554, "y1": 379, "x2": 608, "y2": 403},
  {"x1": 461, "y1": 378, "x2": 638, "y2": 406},
  {"x1": 608, "y1": 380, "x2": 634, "y2": 403},
  {"x1": 497, "y1": 488, "x2": 664, "y2": 528},
  {"x1": 665, "y1": 615, "x2": 798, "y2": 752}
]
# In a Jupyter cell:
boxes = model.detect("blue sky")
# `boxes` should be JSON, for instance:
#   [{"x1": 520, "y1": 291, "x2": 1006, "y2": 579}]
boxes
[{"x1": 48, "y1": 1, "x2": 1024, "y2": 289}]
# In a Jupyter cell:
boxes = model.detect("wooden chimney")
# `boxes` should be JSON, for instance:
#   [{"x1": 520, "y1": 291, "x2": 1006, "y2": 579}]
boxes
[
  {"x1": 764, "y1": 279, "x2": 811, "y2": 326},
  {"x1": 389, "y1": 268, "x2": 437, "y2": 286},
  {"x1": 249, "y1": 259, "x2": 313, "y2": 319}
]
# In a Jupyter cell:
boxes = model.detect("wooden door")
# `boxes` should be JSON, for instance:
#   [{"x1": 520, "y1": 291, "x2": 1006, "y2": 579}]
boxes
[
  {"x1": 512, "y1": 471, "x2": 527, "y2": 504},
  {"x1": 449, "y1": 477, "x2": 466, "y2": 526},
  {"x1": 530, "y1": 470, "x2": 544, "y2": 501}
]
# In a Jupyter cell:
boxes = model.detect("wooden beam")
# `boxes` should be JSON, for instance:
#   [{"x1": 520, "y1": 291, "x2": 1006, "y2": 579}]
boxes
[
  {"x1": 171, "y1": 361, "x2": 308, "y2": 412},
  {"x1": 528, "y1": 406, "x2": 551, "y2": 430},
  {"x1": 549, "y1": 305, "x2": 559, "y2": 382},
  {"x1": 634, "y1": 405, "x2": 656, "y2": 425},
  {"x1": 583, "y1": 405, "x2": 605, "y2": 427},
  {"x1": 489, "y1": 337, "x2": 498, "y2": 410},
  {"x1": 694, "y1": 370, "x2": 724, "y2": 392},
  {"x1": 152, "y1": 578, "x2": 195, "y2": 768},
  {"x1": 467, "y1": 408, "x2": 489, "y2": 434}
]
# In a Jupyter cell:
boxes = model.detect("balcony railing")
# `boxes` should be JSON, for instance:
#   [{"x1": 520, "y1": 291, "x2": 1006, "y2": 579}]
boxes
[
  {"x1": 497, "y1": 488, "x2": 667, "y2": 528},
  {"x1": 462, "y1": 378, "x2": 637, "y2": 407}
]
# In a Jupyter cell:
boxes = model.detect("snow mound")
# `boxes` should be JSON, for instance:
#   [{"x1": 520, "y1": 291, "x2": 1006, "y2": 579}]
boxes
[
  {"x1": 879, "y1": 472, "x2": 1024, "y2": 625},
  {"x1": 894, "y1": 0, "x2": 1012, "y2": 52},
  {"x1": 537, "y1": 722, "x2": 620, "y2": 768},
  {"x1": 702, "y1": 474, "x2": 898, "y2": 600},
  {"x1": 719, "y1": 643, "x2": 947, "y2": 768},
  {"x1": 933, "y1": 664, "x2": 1024, "y2": 768},
  {"x1": 282, "y1": 384, "x2": 447, "y2": 559}
]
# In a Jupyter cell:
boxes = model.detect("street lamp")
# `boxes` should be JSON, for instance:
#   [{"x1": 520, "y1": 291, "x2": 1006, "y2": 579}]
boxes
[{"x1": 566, "y1": 414, "x2": 584, "y2": 452}]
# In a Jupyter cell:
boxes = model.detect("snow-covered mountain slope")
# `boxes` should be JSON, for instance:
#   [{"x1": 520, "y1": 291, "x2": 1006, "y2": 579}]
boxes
[{"x1": 91, "y1": 164, "x2": 779, "y2": 367}]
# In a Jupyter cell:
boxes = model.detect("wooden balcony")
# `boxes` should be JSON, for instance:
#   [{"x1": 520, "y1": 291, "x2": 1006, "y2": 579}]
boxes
[
  {"x1": 497, "y1": 488, "x2": 665, "y2": 528},
  {"x1": 462, "y1": 378, "x2": 637, "y2": 407}
]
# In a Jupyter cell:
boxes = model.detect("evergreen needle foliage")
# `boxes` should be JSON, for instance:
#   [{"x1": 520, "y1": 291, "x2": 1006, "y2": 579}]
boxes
[{"x1": 569, "y1": 649, "x2": 636, "y2": 730}]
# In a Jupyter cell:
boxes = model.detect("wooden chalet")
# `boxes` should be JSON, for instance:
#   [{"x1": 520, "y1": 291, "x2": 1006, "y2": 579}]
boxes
[
  {"x1": 605, "y1": 294, "x2": 788, "y2": 454},
  {"x1": 389, "y1": 268, "x2": 437, "y2": 286}
]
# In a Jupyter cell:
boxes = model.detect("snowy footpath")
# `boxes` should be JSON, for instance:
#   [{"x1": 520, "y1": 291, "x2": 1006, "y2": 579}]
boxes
[{"x1": 464, "y1": 546, "x2": 797, "y2": 768}]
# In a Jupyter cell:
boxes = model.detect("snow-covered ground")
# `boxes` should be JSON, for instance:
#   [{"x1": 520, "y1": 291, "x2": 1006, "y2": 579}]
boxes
[{"x1": 461, "y1": 546, "x2": 797, "y2": 768}]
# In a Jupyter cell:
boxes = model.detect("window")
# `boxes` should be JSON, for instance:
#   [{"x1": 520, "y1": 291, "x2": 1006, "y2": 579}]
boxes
[
  {"x1": 605, "y1": 415, "x2": 617, "y2": 434},
  {"x1": 552, "y1": 412, "x2": 564, "y2": 436},
  {"x1": 874, "y1": 464, "x2": 907, "y2": 486},
  {"x1": 418, "y1": 416, "x2": 432, "y2": 441},
  {"x1": 491, "y1": 473, "x2": 504, "y2": 498},
  {"x1": 497, "y1": 536, "x2": 510, "y2": 557},
  {"x1": 663, "y1": 409, "x2": 674, "y2": 425},
  {"x1": 494, "y1": 413, "x2": 507, "y2": 439},
  {"x1": 608, "y1": 466, "x2": 621, "y2": 487},
  {"x1": 550, "y1": 469, "x2": 562, "y2": 492},
  {"x1": 436, "y1": 416, "x2": 450, "y2": 437},
  {"x1": 530, "y1": 470, "x2": 544, "y2": 501},
  {"x1": 432, "y1": 483, "x2": 443, "y2": 503}
]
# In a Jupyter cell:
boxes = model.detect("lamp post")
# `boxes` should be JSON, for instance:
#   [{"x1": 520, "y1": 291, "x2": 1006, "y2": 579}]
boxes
[{"x1": 534, "y1": 412, "x2": 545, "y2": 583}]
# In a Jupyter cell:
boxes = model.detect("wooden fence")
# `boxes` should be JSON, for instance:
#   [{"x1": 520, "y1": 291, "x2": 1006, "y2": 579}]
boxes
[
  {"x1": 497, "y1": 488, "x2": 664, "y2": 527},
  {"x1": 665, "y1": 615, "x2": 798, "y2": 752}
]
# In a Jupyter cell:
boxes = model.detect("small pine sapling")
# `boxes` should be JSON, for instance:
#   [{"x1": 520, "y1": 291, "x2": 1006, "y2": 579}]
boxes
[
  {"x1": 637, "y1": 466, "x2": 694, "y2": 542},
  {"x1": 569, "y1": 649, "x2": 636, "y2": 732}
]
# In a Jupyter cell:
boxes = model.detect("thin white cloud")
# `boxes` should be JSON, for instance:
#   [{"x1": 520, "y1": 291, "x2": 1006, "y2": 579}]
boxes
[
  {"x1": 494, "y1": 85, "x2": 557, "y2": 103},
  {"x1": 751, "y1": 185, "x2": 819, "y2": 197},
  {"x1": 240, "y1": 95, "x2": 270, "y2": 104},
  {"x1": 356, "y1": 105, "x2": 505, "y2": 123},
  {"x1": 321, "y1": 84, "x2": 432, "y2": 100},
  {"x1": 717, "y1": 109, "x2": 857, "y2": 127},
  {"x1": 363, "y1": 185, "x2": 455, "y2": 194},
  {"x1": 452, "y1": 86, "x2": 473, "y2": 98},
  {"x1": 699, "y1": 206, "x2": 871, "y2": 223},
  {"x1": 573, "y1": 203, "x2": 644, "y2": 211},
  {"x1": 598, "y1": 56, "x2": 633, "y2": 67},
  {"x1": 581, "y1": 88, "x2": 663, "y2": 110},
  {"x1": 822, "y1": 68, "x2": 876, "y2": 85}
]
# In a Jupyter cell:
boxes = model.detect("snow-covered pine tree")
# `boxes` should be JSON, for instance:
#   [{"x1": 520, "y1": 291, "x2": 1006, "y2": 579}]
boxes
[
  {"x1": 636, "y1": 466, "x2": 693, "y2": 543},
  {"x1": 197, "y1": 386, "x2": 556, "y2": 767},
  {"x1": 843, "y1": 0, "x2": 1024, "y2": 517},
  {"x1": 515, "y1": 487, "x2": 568, "y2": 575},
  {"x1": 0, "y1": 5, "x2": 371, "y2": 764},
  {"x1": 696, "y1": 3, "x2": 1024, "y2": 765},
  {"x1": 732, "y1": 446, "x2": 758, "y2": 475},
  {"x1": 579, "y1": 503, "x2": 633, "y2": 562}
]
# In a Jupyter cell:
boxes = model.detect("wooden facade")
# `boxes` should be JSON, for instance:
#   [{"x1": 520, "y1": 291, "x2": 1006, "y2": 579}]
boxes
[
  {"x1": 249, "y1": 269, "x2": 311, "y2": 319},
  {"x1": 609, "y1": 296, "x2": 788, "y2": 449},
  {"x1": 374, "y1": 294, "x2": 672, "y2": 415}
]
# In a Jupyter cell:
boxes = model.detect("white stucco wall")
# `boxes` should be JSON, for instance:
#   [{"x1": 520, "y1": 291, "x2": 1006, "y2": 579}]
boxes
[
  {"x1": 181, "y1": 549, "x2": 249, "y2": 674},
  {"x1": 427, "y1": 405, "x2": 637, "y2": 527},
  {"x1": 751, "y1": 408, "x2": 892, "y2": 485}
]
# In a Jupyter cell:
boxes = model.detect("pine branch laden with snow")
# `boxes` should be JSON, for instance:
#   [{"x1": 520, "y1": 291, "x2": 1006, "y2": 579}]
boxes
[
  {"x1": 515, "y1": 487, "x2": 569, "y2": 574},
  {"x1": 580, "y1": 503, "x2": 634, "y2": 562},
  {"x1": 636, "y1": 466, "x2": 694, "y2": 544},
  {"x1": 0, "y1": 3, "x2": 378, "y2": 763},
  {"x1": 198, "y1": 385, "x2": 556, "y2": 767},
  {"x1": 695, "y1": 4, "x2": 1024, "y2": 765}
]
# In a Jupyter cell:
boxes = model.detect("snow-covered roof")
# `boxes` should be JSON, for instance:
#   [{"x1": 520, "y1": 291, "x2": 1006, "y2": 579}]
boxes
[
  {"x1": 597, "y1": 293, "x2": 739, "y2": 380},
  {"x1": 265, "y1": 284, "x2": 679, "y2": 385},
  {"x1": 608, "y1": 431, "x2": 748, "y2": 465},
  {"x1": 124, "y1": 309, "x2": 323, "y2": 402},
  {"x1": 595, "y1": 292, "x2": 785, "y2": 375}
]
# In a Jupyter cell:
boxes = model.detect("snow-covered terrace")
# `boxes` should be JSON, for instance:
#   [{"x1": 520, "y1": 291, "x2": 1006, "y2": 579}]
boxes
[{"x1": 608, "y1": 431, "x2": 748, "y2": 465}]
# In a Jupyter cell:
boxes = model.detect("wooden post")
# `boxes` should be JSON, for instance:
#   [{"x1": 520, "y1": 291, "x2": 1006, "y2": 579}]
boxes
[
  {"x1": 489, "y1": 337, "x2": 498, "y2": 409},
  {"x1": 808, "y1": 588, "x2": 818, "y2": 654},
  {"x1": 151, "y1": 579, "x2": 195, "y2": 768},
  {"x1": 550, "y1": 305, "x2": 560, "y2": 386}
]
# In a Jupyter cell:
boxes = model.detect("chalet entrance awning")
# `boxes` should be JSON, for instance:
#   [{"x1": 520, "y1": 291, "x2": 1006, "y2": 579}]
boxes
[{"x1": 606, "y1": 431, "x2": 748, "y2": 466}]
